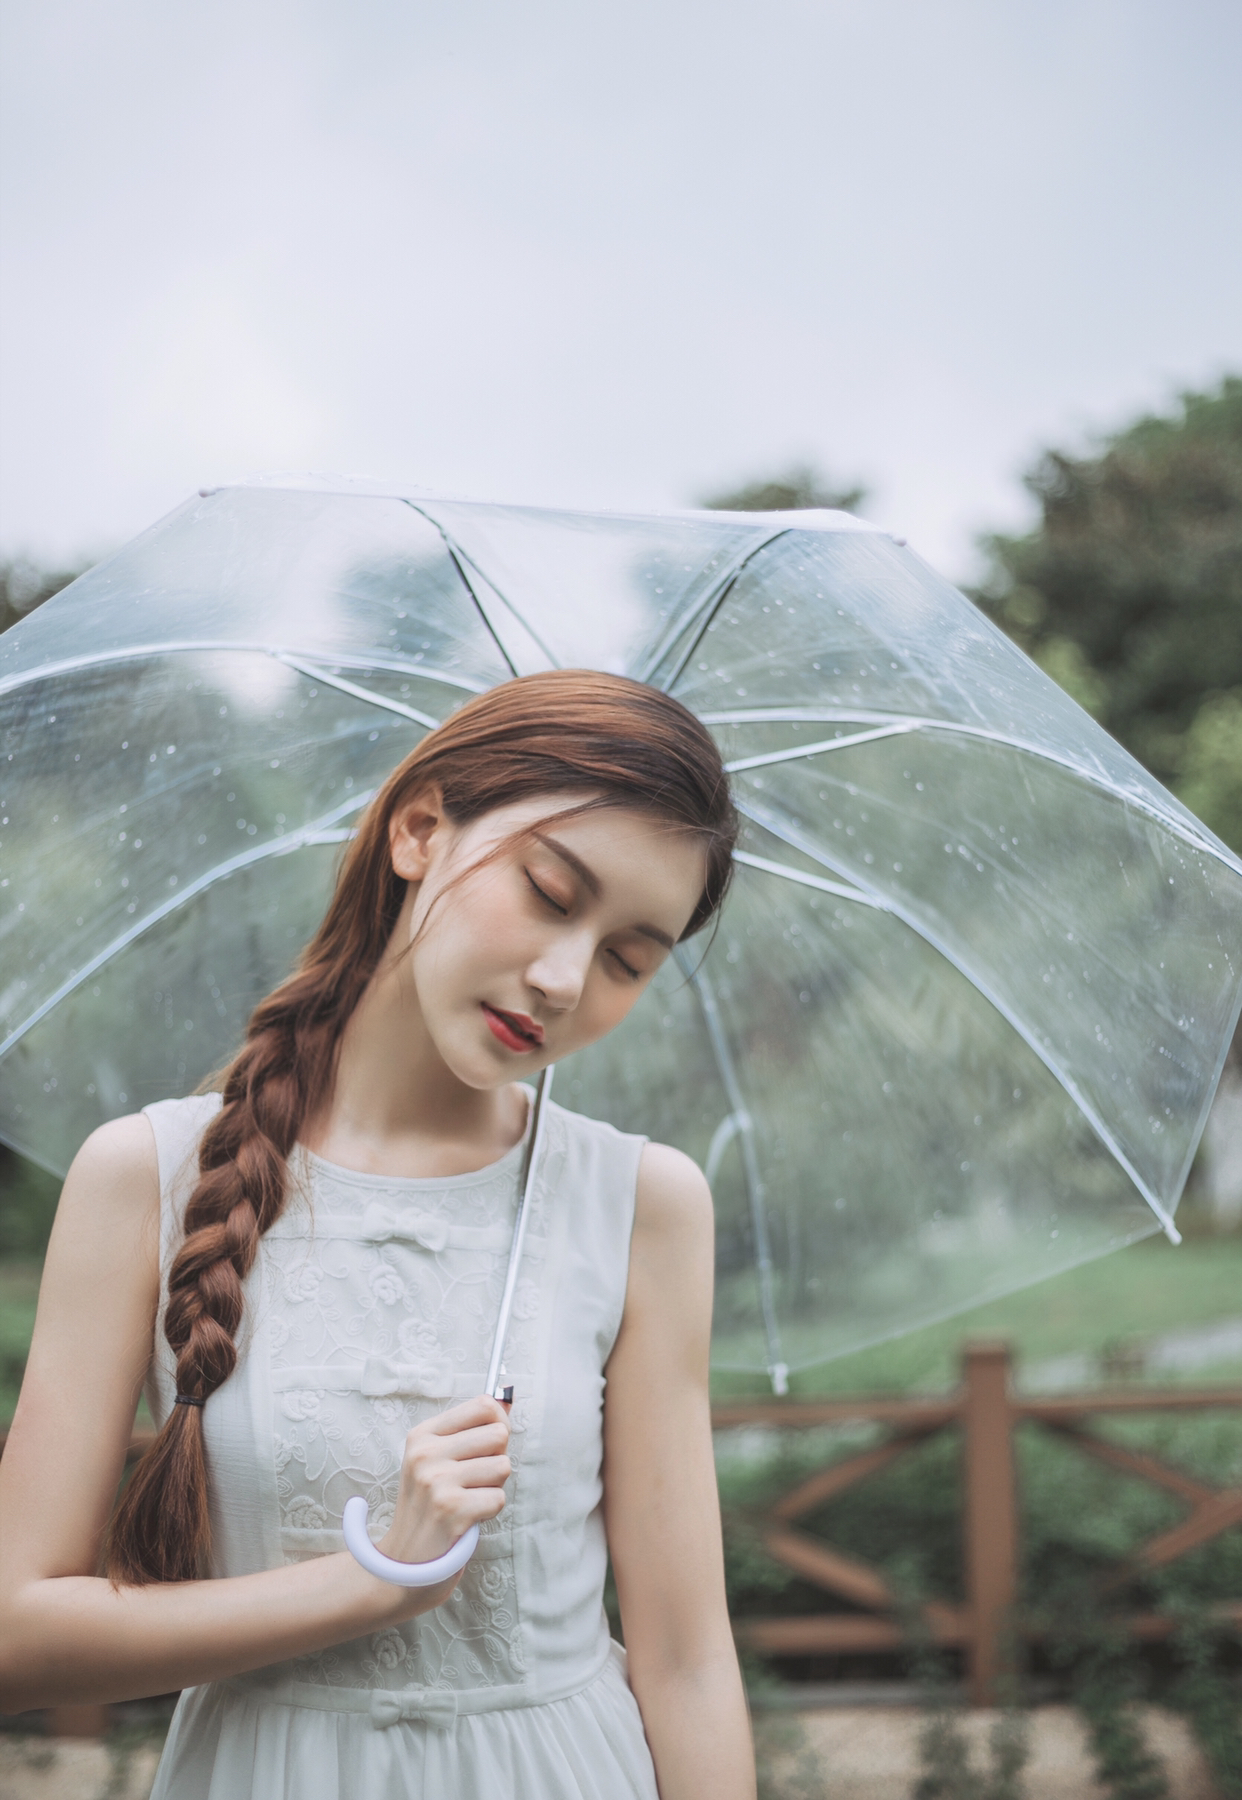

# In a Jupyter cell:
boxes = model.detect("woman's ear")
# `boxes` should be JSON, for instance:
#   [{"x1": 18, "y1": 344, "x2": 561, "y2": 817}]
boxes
[{"x1": 388, "y1": 787, "x2": 448, "y2": 881}]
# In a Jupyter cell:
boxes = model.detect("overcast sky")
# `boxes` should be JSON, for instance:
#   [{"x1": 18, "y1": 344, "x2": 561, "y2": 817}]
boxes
[{"x1": 2, "y1": 0, "x2": 1239, "y2": 580}]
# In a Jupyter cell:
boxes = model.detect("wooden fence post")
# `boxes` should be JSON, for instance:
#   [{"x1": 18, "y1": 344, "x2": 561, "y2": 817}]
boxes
[{"x1": 962, "y1": 1339, "x2": 1018, "y2": 1706}]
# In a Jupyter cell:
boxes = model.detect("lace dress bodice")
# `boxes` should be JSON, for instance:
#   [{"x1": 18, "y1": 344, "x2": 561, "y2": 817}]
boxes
[{"x1": 142, "y1": 1092, "x2": 659, "y2": 1798}]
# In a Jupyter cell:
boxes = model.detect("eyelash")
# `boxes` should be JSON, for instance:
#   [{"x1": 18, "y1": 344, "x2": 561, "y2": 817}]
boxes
[
  {"x1": 524, "y1": 870, "x2": 642, "y2": 981},
  {"x1": 525, "y1": 869, "x2": 567, "y2": 915}
]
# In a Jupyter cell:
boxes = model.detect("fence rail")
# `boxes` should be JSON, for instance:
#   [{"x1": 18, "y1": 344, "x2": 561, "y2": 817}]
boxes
[
  {"x1": 3, "y1": 1339, "x2": 1241, "y2": 1736},
  {"x1": 712, "y1": 1339, "x2": 1242, "y2": 1704}
]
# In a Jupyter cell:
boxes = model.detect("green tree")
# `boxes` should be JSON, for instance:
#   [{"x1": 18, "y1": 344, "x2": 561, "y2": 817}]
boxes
[
  {"x1": 1, "y1": 559, "x2": 82, "y2": 635},
  {"x1": 973, "y1": 377, "x2": 1242, "y2": 848},
  {"x1": 702, "y1": 463, "x2": 867, "y2": 515}
]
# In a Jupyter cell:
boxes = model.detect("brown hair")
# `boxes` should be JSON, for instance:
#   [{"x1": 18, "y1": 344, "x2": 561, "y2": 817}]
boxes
[{"x1": 107, "y1": 670, "x2": 736, "y2": 1584}]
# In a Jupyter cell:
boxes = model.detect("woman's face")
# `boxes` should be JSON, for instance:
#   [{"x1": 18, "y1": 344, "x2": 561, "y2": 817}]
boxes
[{"x1": 390, "y1": 792, "x2": 708, "y2": 1089}]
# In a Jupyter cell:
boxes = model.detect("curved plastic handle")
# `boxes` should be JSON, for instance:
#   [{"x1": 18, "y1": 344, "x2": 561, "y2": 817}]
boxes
[{"x1": 342, "y1": 1496, "x2": 480, "y2": 1588}]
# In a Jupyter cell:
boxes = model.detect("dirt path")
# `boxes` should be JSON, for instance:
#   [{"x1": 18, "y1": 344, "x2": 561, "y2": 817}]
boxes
[{"x1": 2, "y1": 1704, "x2": 1223, "y2": 1800}]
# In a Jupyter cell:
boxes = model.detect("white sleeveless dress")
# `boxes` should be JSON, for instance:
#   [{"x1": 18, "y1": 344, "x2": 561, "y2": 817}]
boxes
[{"x1": 142, "y1": 1091, "x2": 660, "y2": 1800}]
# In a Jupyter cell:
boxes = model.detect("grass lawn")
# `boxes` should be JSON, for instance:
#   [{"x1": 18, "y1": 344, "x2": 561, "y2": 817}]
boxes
[{"x1": 717, "y1": 1234, "x2": 1242, "y2": 1397}]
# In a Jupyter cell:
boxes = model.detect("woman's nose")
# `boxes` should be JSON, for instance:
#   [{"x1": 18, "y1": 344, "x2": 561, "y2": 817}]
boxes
[{"x1": 526, "y1": 933, "x2": 592, "y2": 1011}]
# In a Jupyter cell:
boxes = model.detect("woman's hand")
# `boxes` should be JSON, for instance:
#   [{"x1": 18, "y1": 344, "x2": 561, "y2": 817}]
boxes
[{"x1": 376, "y1": 1396, "x2": 512, "y2": 1575}]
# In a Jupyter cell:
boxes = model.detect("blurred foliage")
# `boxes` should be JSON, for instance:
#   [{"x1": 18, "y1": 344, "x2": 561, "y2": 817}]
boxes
[
  {"x1": 1176, "y1": 688, "x2": 1242, "y2": 857},
  {"x1": 974, "y1": 376, "x2": 1242, "y2": 848},
  {"x1": 701, "y1": 463, "x2": 867, "y2": 516},
  {"x1": 0, "y1": 1260, "x2": 42, "y2": 1422},
  {"x1": 0, "y1": 555, "x2": 76, "y2": 1417},
  {"x1": 718, "y1": 1411, "x2": 1234, "y2": 1629},
  {"x1": 1161, "y1": 1598, "x2": 1242, "y2": 1798},
  {"x1": 1, "y1": 559, "x2": 83, "y2": 635},
  {"x1": 751, "y1": 1712, "x2": 824, "y2": 1800},
  {"x1": 902, "y1": 1590, "x2": 1028, "y2": 1800},
  {"x1": 1, "y1": 557, "x2": 76, "y2": 1400},
  {"x1": 721, "y1": 1411, "x2": 1242, "y2": 1789},
  {"x1": 1047, "y1": 1614, "x2": 1172, "y2": 1800},
  {"x1": 0, "y1": 1148, "x2": 60, "y2": 1259}
]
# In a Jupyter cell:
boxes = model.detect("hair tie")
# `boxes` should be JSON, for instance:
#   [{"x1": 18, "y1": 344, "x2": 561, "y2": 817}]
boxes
[{"x1": 174, "y1": 1394, "x2": 205, "y2": 1408}]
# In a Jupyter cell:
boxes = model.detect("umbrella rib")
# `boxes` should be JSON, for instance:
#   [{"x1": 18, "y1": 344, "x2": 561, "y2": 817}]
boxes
[
  {"x1": 635, "y1": 528, "x2": 792, "y2": 689},
  {"x1": 274, "y1": 656, "x2": 442, "y2": 729},
  {"x1": 672, "y1": 947, "x2": 789, "y2": 1392},
  {"x1": 448, "y1": 544, "x2": 560, "y2": 671},
  {"x1": 734, "y1": 841, "x2": 1192, "y2": 1056},
  {"x1": 405, "y1": 505, "x2": 561, "y2": 675},
  {"x1": 725, "y1": 723, "x2": 919, "y2": 771},
  {"x1": 441, "y1": 545, "x2": 520, "y2": 678},
  {"x1": 705, "y1": 1110, "x2": 746, "y2": 1189},
  {"x1": 0, "y1": 794, "x2": 372, "y2": 1066},
  {"x1": 727, "y1": 721, "x2": 1238, "y2": 1030},
  {"x1": 0, "y1": 642, "x2": 488, "y2": 699},
  {"x1": 733, "y1": 795, "x2": 1184, "y2": 1245},
  {"x1": 732, "y1": 849, "x2": 882, "y2": 908},
  {"x1": 706, "y1": 709, "x2": 1242, "y2": 877}
]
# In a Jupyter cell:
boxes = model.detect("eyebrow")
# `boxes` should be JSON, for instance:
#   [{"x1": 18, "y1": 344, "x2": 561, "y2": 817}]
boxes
[{"x1": 534, "y1": 832, "x2": 676, "y2": 950}]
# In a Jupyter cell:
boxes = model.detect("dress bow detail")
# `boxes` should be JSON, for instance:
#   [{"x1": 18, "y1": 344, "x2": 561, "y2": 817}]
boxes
[
  {"x1": 361, "y1": 1202, "x2": 450, "y2": 1252},
  {"x1": 368, "y1": 1687, "x2": 459, "y2": 1730},
  {"x1": 361, "y1": 1355, "x2": 455, "y2": 1399}
]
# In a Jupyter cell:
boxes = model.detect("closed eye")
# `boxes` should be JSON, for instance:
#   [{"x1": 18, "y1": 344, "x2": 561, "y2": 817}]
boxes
[
  {"x1": 525, "y1": 869, "x2": 568, "y2": 915},
  {"x1": 526, "y1": 868, "x2": 642, "y2": 979}
]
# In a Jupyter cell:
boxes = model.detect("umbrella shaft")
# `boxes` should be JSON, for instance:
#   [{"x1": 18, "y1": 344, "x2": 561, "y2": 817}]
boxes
[{"x1": 485, "y1": 1065, "x2": 555, "y2": 1398}]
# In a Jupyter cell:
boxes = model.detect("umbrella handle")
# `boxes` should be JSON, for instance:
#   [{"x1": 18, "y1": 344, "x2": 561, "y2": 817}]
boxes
[{"x1": 342, "y1": 1496, "x2": 480, "y2": 1588}]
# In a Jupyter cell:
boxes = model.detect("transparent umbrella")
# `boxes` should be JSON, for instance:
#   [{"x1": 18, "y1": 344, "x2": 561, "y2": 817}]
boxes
[{"x1": 3, "y1": 477, "x2": 1241, "y2": 1391}]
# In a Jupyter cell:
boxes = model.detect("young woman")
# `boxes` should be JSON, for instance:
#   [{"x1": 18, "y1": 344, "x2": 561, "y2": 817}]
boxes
[{"x1": 0, "y1": 670, "x2": 756, "y2": 1799}]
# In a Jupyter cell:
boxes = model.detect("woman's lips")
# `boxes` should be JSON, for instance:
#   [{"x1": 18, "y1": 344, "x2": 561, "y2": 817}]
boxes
[{"x1": 481, "y1": 1003, "x2": 544, "y2": 1053}]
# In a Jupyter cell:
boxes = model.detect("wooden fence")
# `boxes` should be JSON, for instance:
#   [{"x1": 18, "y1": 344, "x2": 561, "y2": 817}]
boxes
[
  {"x1": 4, "y1": 1338, "x2": 1242, "y2": 1735},
  {"x1": 712, "y1": 1339, "x2": 1242, "y2": 1704}
]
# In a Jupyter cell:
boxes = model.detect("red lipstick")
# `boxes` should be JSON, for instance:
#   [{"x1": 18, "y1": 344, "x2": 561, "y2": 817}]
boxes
[{"x1": 481, "y1": 1003, "x2": 545, "y2": 1053}]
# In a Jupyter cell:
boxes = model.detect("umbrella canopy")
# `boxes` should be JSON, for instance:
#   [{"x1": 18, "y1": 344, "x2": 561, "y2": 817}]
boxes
[{"x1": 3, "y1": 477, "x2": 1241, "y2": 1386}]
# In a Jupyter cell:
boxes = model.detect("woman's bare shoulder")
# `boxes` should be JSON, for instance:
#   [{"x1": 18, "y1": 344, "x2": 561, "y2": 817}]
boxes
[
  {"x1": 634, "y1": 1140, "x2": 713, "y2": 1241},
  {"x1": 50, "y1": 1113, "x2": 160, "y2": 1250},
  {"x1": 64, "y1": 1111, "x2": 158, "y2": 1190},
  {"x1": 611, "y1": 1143, "x2": 714, "y2": 1386},
  {"x1": 633, "y1": 1137, "x2": 712, "y2": 1224}
]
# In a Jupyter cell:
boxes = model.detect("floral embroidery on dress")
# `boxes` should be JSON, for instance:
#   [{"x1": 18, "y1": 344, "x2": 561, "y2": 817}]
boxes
[
  {"x1": 368, "y1": 1265, "x2": 405, "y2": 1306},
  {"x1": 258, "y1": 1120, "x2": 562, "y2": 1693}
]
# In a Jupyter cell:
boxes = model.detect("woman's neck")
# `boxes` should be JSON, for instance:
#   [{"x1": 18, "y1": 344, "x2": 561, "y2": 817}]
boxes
[{"x1": 298, "y1": 939, "x2": 529, "y2": 1180}]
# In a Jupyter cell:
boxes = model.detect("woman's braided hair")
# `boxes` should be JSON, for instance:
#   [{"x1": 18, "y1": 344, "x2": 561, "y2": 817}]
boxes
[{"x1": 107, "y1": 669, "x2": 736, "y2": 1584}]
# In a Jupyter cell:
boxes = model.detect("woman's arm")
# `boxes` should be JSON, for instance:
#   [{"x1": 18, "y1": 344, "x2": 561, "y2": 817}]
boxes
[
  {"x1": 603, "y1": 1142, "x2": 755, "y2": 1800},
  {"x1": 0, "y1": 1117, "x2": 510, "y2": 1712}
]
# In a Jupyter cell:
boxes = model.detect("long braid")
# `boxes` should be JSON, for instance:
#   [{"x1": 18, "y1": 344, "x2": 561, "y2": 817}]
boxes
[
  {"x1": 106, "y1": 973, "x2": 372, "y2": 1584},
  {"x1": 106, "y1": 670, "x2": 737, "y2": 1586}
]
